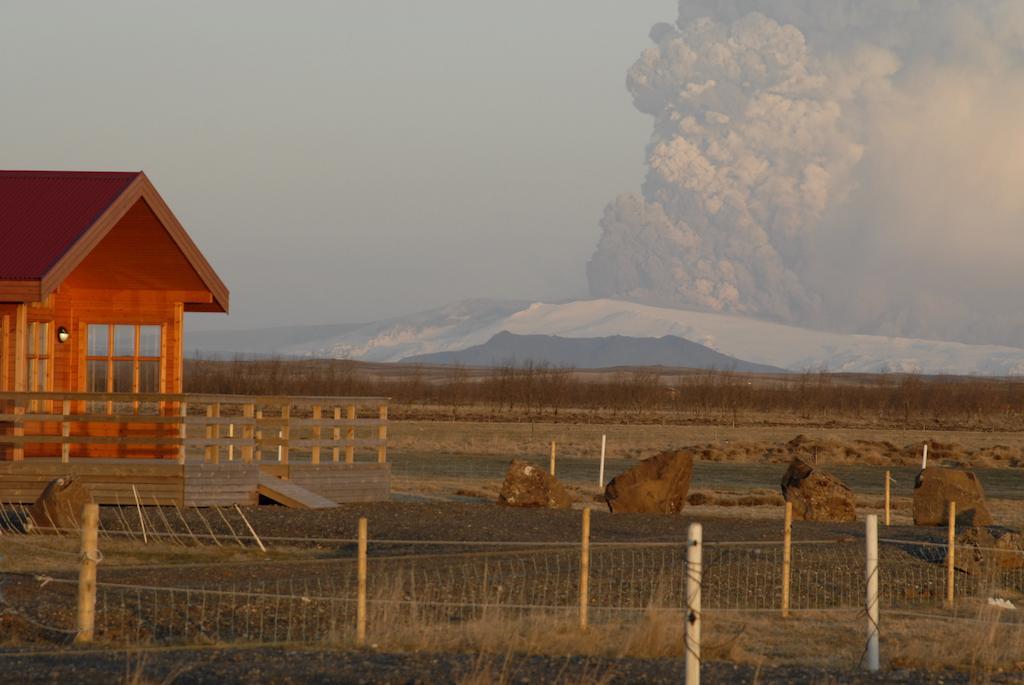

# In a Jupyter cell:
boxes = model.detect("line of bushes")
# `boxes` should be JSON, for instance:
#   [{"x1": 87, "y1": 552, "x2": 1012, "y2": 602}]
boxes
[{"x1": 184, "y1": 357, "x2": 1024, "y2": 426}]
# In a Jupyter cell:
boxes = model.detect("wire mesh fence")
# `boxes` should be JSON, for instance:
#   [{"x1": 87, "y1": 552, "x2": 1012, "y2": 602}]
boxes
[{"x1": 3, "y1": 511, "x2": 1024, "y2": 657}]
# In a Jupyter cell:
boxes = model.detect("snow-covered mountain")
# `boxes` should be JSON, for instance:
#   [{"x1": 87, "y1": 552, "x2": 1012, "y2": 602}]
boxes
[{"x1": 186, "y1": 299, "x2": 1024, "y2": 376}]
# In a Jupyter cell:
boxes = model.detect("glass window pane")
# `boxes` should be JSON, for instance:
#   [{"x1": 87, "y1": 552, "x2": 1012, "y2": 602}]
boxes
[
  {"x1": 114, "y1": 325, "x2": 135, "y2": 356},
  {"x1": 138, "y1": 360, "x2": 160, "y2": 393},
  {"x1": 27, "y1": 322, "x2": 36, "y2": 355},
  {"x1": 36, "y1": 359, "x2": 47, "y2": 391},
  {"x1": 28, "y1": 359, "x2": 37, "y2": 391},
  {"x1": 38, "y1": 322, "x2": 49, "y2": 356},
  {"x1": 87, "y1": 360, "x2": 108, "y2": 392},
  {"x1": 87, "y1": 325, "x2": 109, "y2": 357},
  {"x1": 139, "y1": 326, "x2": 161, "y2": 358},
  {"x1": 113, "y1": 360, "x2": 134, "y2": 393}
]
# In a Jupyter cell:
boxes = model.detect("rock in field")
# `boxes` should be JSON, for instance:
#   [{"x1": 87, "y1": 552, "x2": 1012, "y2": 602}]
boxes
[
  {"x1": 780, "y1": 457, "x2": 856, "y2": 522},
  {"x1": 498, "y1": 460, "x2": 572, "y2": 509},
  {"x1": 955, "y1": 527, "x2": 1024, "y2": 575},
  {"x1": 912, "y1": 467, "x2": 993, "y2": 526},
  {"x1": 26, "y1": 477, "x2": 94, "y2": 533},
  {"x1": 604, "y1": 450, "x2": 693, "y2": 514}
]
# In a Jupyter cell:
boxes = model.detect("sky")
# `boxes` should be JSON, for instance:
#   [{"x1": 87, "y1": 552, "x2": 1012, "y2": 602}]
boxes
[
  {"x1": 7, "y1": 1, "x2": 1024, "y2": 348},
  {"x1": 1, "y1": 0, "x2": 669, "y2": 330}
]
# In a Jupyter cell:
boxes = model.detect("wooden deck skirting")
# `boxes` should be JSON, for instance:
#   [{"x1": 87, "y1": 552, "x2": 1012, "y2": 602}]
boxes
[{"x1": 0, "y1": 392, "x2": 390, "y2": 506}]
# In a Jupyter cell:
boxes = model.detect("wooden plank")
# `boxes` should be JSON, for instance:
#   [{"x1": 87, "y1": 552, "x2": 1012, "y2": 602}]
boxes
[
  {"x1": 311, "y1": 405, "x2": 321, "y2": 464},
  {"x1": 0, "y1": 391, "x2": 389, "y2": 405},
  {"x1": 0, "y1": 462, "x2": 182, "y2": 475},
  {"x1": 378, "y1": 404, "x2": 388, "y2": 464},
  {"x1": 345, "y1": 404, "x2": 356, "y2": 464},
  {"x1": 258, "y1": 464, "x2": 288, "y2": 479},
  {"x1": 255, "y1": 472, "x2": 337, "y2": 509},
  {"x1": 286, "y1": 463, "x2": 389, "y2": 472}
]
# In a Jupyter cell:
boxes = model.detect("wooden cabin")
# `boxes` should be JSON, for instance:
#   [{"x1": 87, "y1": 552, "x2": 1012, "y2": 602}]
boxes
[
  {"x1": 0, "y1": 171, "x2": 390, "y2": 507},
  {"x1": 0, "y1": 170, "x2": 227, "y2": 398},
  {"x1": 0, "y1": 171, "x2": 226, "y2": 459}
]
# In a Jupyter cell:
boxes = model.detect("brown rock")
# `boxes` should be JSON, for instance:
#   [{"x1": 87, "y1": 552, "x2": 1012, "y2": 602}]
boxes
[
  {"x1": 497, "y1": 460, "x2": 572, "y2": 509},
  {"x1": 687, "y1": 492, "x2": 710, "y2": 506},
  {"x1": 604, "y1": 450, "x2": 693, "y2": 514},
  {"x1": 26, "y1": 477, "x2": 94, "y2": 533},
  {"x1": 955, "y1": 527, "x2": 1024, "y2": 574},
  {"x1": 912, "y1": 467, "x2": 993, "y2": 526},
  {"x1": 780, "y1": 457, "x2": 856, "y2": 522}
]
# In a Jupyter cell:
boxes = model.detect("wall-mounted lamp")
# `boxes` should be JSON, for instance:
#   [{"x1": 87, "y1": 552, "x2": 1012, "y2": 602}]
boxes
[{"x1": 57, "y1": 327, "x2": 70, "y2": 344}]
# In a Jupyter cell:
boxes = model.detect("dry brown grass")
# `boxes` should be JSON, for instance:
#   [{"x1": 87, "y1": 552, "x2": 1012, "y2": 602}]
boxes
[
  {"x1": 356, "y1": 586, "x2": 1024, "y2": 677},
  {"x1": 885, "y1": 604, "x2": 1024, "y2": 678},
  {"x1": 389, "y1": 420, "x2": 1024, "y2": 468},
  {"x1": 0, "y1": 534, "x2": 308, "y2": 575}
]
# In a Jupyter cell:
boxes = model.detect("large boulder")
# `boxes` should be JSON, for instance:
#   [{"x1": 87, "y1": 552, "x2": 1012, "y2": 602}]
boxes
[
  {"x1": 912, "y1": 467, "x2": 993, "y2": 526},
  {"x1": 25, "y1": 477, "x2": 94, "y2": 533},
  {"x1": 498, "y1": 460, "x2": 572, "y2": 509},
  {"x1": 604, "y1": 450, "x2": 693, "y2": 514},
  {"x1": 955, "y1": 527, "x2": 1024, "y2": 575},
  {"x1": 780, "y1": 457, "x2": 856, "y2": 522}
]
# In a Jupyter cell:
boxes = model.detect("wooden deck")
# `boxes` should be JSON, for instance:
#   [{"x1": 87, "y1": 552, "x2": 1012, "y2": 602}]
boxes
[{"x1": 0, "y1": 391, "x2": 391, "y2": 506}]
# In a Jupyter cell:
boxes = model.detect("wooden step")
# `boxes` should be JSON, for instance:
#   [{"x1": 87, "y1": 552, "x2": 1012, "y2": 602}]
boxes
[{"x1": 255, "y1": 472, "x2": 337, "y2": 509}]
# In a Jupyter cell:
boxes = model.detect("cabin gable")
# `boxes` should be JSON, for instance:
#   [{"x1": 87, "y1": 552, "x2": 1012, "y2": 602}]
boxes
[{"x1": 63, "y1": 198, "x2": 211, "y2": 298}]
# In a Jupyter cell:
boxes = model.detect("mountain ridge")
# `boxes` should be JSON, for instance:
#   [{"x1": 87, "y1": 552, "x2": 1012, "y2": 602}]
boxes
[
  {"x1": 184, "y1": 298, "x2": 1024, "y2": 376},
  {"x1": 401, "y1": 331, "x2": 785, "y2": 373}
]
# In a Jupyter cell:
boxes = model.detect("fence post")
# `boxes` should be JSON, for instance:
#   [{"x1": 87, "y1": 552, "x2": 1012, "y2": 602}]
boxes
[
  {"x1": 311, "y1": 405, "x2": 322, "y2": 465},
  {"x1": 345, "y1": 405, "x2": 356, "y2": 464},
  {"x1": 332, "y1": 407, "x2": 341, "y2": 463},
  {"x1": 884, "y1": 470, "x2": 891, "y2": 527},
  {"x1": 254, "y1": 408, "x2": 264, "y2": 462},
  {"x1": 279, "y1": 403, "x2": 290, "y2": 464},
  {"x1": 357, "y1": 516, "x2": 367, "y2": 646},
  {"x1": 549, "y1": 440, "x2": 557, "y2": 477},
  {"x1": 242, "y1": 403, "x2": 255, "y2": 464},
  {"x1": 12, "y1": 399, "x2": 24, "y2": 461},
  {"x1": 598, "y1": 434, "x2": 606, "y2": 491},
  {"x1": 177, "y1": 401, "x2": 188, "y2": 464},
  {"x1": 864, "y1": 514, "x2": 880, "y2": 672},
  {"x1": 59, "y1": 399, "x2": 71, "y2": 463},
  {"x1": 946, "y1": 501, "x2": 956, "y2": 608},
  {"x1": 75, "y1": 502, "x2": 99, "y2": 643},
  {"x1": 782, "y1": 501, "x2": 792, "y2": 618},
  {"x1": 206, "y1": 403, "x2": 220, "y2": 464},
  {"x1": 377, "y1": 404, "x2": 388, "y2": 464},
  {"x1": 579, "y1": 507, "x2": 591, "y2": 631},
  {"x1": 685, "y1": 522, "x2": 702, "y2": 685}
]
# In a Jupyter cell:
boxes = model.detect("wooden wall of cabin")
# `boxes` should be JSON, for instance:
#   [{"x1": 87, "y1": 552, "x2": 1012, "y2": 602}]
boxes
[
  {"x1": 17, "y1": 288, "x2": 186, "y2": 458},
  {"x1": 2, "y1": 196, "x2": 219, "y2": 460}
]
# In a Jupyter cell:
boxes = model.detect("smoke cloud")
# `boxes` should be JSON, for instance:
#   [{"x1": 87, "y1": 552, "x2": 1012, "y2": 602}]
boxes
[{"x1": 588, "y1": 1, "x2": 1024, "y2": 346}]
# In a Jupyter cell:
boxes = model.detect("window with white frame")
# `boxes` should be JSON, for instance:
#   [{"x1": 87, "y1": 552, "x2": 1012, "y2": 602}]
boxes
[
  {"x1": 85, "y1": 324, "x2": 162, "y2": 394},
  {"x1": 26, "y1": 321, "x2": 51, "y2": 392}
]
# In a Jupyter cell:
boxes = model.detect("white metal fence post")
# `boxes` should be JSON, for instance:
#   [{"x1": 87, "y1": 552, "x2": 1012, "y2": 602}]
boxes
[
  {"x1": 864, "y1": 514, "x2": 880, "y2": 672},
  {"x1": 598, "y1": 434, "x2": 606, "y2": 490},
  {"x1": 685, "y1": 522, "x2": 702, "y2": 685}
]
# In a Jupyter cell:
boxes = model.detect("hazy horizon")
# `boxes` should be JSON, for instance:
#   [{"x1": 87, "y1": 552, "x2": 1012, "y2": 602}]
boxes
[
  {"x1": 2, "y1": 1, "x2": 667, "y2": 331},
  {"x1": 6, "y1": 1, "x2": 1024, "y2": 348}
]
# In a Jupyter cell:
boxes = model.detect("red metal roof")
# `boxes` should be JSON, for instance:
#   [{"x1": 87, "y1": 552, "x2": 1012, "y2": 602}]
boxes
[{"x1": 0, "y1": 171, "x2": 140, "y2": 279}]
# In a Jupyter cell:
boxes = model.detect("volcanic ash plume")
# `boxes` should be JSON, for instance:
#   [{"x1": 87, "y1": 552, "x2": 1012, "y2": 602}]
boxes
[{"x1": 588, "y1": 1, "x2": 1024, "y2": 346}]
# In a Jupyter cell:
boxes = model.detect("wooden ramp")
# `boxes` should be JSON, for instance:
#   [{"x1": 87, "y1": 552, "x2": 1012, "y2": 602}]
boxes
[{"x1": 256, "y1": 472, "x2": 338, "y2": 509}]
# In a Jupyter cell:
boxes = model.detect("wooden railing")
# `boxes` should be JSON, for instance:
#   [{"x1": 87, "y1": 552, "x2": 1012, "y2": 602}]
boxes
[{"x1": 0, "y1": 392, "x2": 389, "y2": 465}]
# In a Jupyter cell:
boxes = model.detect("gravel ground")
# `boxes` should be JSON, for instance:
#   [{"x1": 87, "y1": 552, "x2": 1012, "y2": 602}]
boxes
[
  {"x1": 1, "y1": 647, "x2": 1016, "y2": 685},
  {"x1": 95, "y1": 500, "x2": 947, "y2": 547}
]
